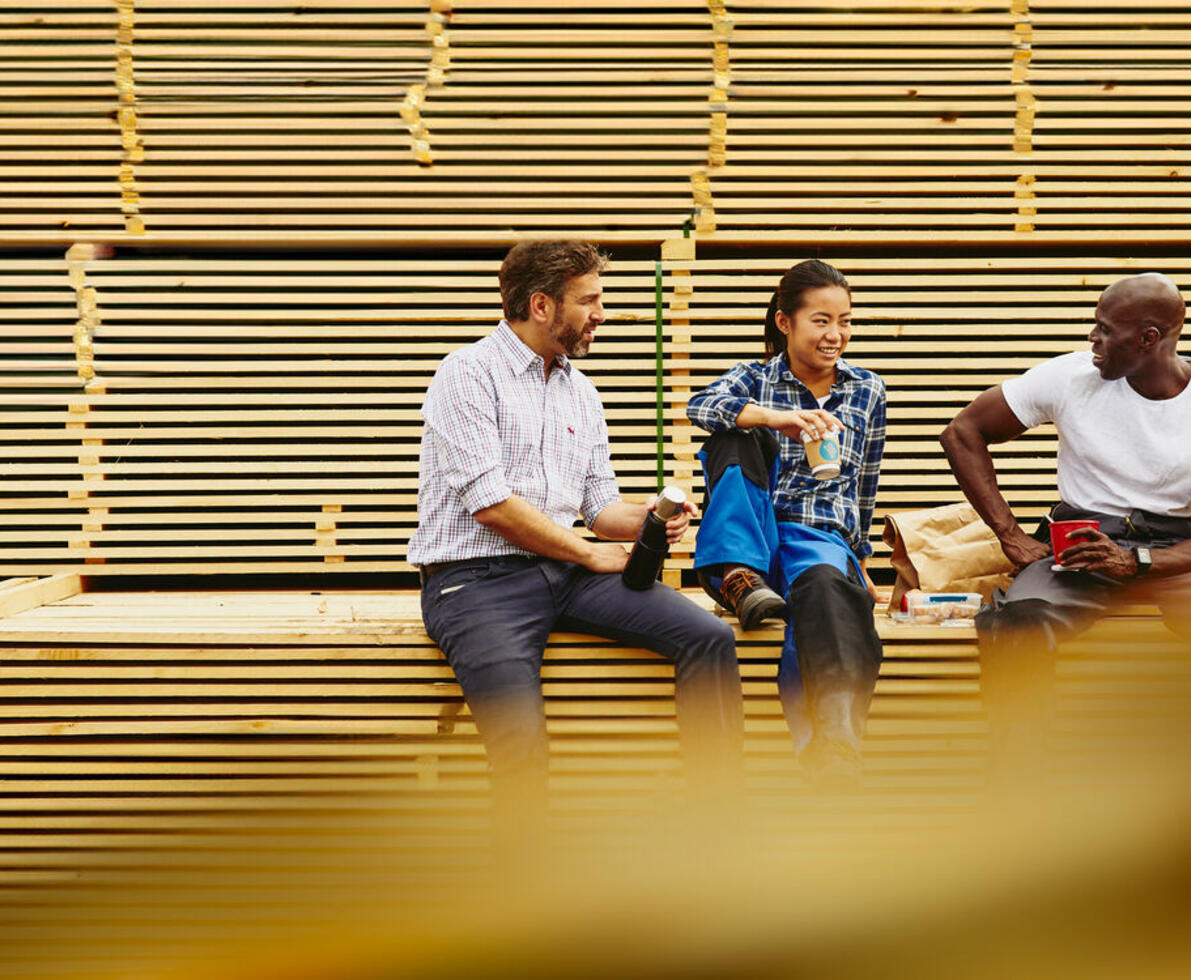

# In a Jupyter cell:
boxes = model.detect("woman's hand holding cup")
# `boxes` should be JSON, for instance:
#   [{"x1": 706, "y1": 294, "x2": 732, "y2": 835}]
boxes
[{"x1": 770, "y1": 407, "x2": 842, "y2": 442}]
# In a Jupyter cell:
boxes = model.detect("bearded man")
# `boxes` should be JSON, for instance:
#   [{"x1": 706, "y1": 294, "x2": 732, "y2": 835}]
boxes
[{"x1": 408, "y1": 240, "x2": 743, "y2": 819}]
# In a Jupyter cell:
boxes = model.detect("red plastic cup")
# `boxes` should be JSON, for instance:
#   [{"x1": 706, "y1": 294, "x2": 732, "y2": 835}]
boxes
[{"x1": 1049, "y1": 519, "x2": 1100, "y2": 565}]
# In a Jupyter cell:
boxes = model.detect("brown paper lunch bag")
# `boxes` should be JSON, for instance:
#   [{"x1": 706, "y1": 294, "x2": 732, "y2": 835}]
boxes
[{"x1": 882, "y1": 502, "x2": 1016, "y2": 612}]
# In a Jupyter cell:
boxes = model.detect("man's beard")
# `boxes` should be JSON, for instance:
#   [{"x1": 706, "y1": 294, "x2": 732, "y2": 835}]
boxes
[{"x1": 552, "y1": 311, "x2": 590, "y2": 359}]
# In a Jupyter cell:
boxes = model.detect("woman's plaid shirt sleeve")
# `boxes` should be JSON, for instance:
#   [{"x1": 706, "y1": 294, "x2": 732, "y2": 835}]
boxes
[{"x1": 686, "y1": 361, "x2": 760, "y2": 432}]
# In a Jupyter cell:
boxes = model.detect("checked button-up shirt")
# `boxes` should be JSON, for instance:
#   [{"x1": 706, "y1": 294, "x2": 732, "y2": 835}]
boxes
[
  {"x1": 686, "y1": 353, "x2": 886, "y2": 559},
  {"x1": 407, "y1": 321, "x2": 621, "y2": 566}
]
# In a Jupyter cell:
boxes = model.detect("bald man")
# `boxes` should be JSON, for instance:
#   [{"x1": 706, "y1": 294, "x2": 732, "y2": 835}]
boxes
[{"x1": 941, "y1": 274, "x2": 1191, "y2": 759}]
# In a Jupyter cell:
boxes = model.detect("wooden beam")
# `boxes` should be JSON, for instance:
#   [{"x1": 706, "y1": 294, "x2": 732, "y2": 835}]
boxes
[{"x1": 0, "y1": 573, "x2": 83, "y2": 619}]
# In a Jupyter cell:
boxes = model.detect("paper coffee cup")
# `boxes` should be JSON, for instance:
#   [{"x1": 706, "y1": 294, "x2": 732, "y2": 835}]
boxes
[
  {"x1": 1049, "y1": 519, "x2": 1099, "y2": 567},
  {"x1": 800, "y1": 427, "x2": 841, "y2": 480}
]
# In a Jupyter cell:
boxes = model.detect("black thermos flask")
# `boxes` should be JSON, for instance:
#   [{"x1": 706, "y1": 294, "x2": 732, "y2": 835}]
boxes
[{"x1": 621, "y1": 486, "x2": 686, "y2": 590}]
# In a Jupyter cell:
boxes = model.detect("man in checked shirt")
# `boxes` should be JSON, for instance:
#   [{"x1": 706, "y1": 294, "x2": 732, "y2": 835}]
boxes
[{"x1": 407, "y1": 241, "x2": 743, "y2": 822}]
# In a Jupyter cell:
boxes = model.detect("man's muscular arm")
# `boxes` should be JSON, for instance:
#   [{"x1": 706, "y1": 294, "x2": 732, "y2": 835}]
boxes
[
  {"x1": 474, "y1": 495, "x2": 629, "y2": 574},
  {"x1": 940, "y1": 387, "x2": 1050, "y2": 569}
]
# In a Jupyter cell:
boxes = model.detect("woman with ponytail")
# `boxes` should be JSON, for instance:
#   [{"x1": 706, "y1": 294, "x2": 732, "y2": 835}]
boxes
[{"x1": 686, "y1": 260, "x2": 887, "y2": 786}]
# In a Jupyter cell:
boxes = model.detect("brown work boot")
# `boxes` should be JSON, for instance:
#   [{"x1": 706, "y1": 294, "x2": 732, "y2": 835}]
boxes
[
  {"x1": 800, "y1": 689, "x2": 865, "y2": 792},
  {"x1": 720, "y1": 566, "x2": 787, "y2": 631},
  {"x1": 800, "y1": 734, "x2": 864, "y2": 792}
]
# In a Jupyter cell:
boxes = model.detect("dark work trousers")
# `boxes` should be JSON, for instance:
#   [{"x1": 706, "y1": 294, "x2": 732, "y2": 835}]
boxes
[
  {"x1": 693, "y1": 429, "x2": 883, "y2": 753},
  {"x1": 975, "y1": 504, "x2": 1191, "y2": 757},
  {"x1": 420, "y1": 555, "x2": 744, "y2": 813}
]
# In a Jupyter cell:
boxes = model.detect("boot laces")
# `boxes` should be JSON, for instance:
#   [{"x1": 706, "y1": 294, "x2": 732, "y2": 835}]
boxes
[{"x1": 722, "y1": 567, "x2": 762, "y2": 611}]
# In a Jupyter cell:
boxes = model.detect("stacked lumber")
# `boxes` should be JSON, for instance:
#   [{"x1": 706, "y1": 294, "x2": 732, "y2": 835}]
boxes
[
  {"x1": 0, "y1": 585, "x2": 1183, "y2": 879},
  {"x1": 0, "y1": 3, "x2": 1188, "y2": 974},
  {"x1": 0, "y1": 0, "x2": 713, "y2": 244},
  {"x1": 5, "y1": 1, "x2": 1190, "y2": 246},
  {"x1": 698, "y1": 0, "x2": 1191, "y2": 243},
  {"x1": 0, "y1": 586, "x2": 985, "y2": 808},
  {"x1": 0, "y1": 251, "x2": 670, "y2": 575},
  {"x1": 4, "y1": 249, "x2": 1188, "y2": 577}
]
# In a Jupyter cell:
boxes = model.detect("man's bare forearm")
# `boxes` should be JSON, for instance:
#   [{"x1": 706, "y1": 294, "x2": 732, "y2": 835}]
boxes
[
  {"x1": 474, "y1": 494, "x2": 596, "y2": 563},
  {"x1": 473, "y1": 495, "x2": 629, "y2": 574},
  {"x1": 589, "y1": 499, "x2": 648, "y2": 541}
]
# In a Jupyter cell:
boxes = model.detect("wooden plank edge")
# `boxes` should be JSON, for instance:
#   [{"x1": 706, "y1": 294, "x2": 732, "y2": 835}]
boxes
[{"x1": 0, "y1": 573, "x2": 84, "y2": 620}]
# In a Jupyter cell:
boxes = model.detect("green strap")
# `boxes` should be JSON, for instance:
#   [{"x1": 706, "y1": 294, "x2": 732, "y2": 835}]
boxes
[{"x1": 654, "y1": 258, "x2": 665, "y2": 492}]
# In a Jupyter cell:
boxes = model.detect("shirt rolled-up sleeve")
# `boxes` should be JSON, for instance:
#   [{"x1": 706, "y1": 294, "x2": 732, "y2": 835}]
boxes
[
  {"x1": 580, "y1": 408, "x2": 621, "y2": 528},
  {"x1": 686, "y1": 361, "x2": 760, "y2": 432},
  {"x1": 421, "y1": 354, "x2": 511, "y2": 514}
]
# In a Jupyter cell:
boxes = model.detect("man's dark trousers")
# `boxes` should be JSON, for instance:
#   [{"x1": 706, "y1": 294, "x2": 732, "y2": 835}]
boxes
[
  {"x1": 421, "y1": 555, "x2": 744, "y2": 807},
  {"x1": 975, "y1": 505, "x2": 1191, "y2": 765}
]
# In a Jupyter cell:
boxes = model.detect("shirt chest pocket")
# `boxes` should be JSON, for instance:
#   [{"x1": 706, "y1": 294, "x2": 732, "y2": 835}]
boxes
[
  {"x1": 496, "y1": 397, "x2": 543, "y2": 475},
  {"x1": 832, "y1": 411, "x2": 866, "y2": 473},
  {"x1": 544, "y1": 420, "x2": 593, "y2": 512}
]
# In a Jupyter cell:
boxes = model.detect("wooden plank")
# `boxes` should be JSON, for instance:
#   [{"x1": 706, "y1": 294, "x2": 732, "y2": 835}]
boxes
[{"x1": 0, "y1": 574, "x2": 83, "y2": 619}]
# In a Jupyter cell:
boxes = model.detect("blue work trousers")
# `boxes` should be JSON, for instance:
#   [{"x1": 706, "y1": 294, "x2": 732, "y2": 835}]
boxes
[{"x1": 694, "y1": 430, "x2": 882, "y2": 751}]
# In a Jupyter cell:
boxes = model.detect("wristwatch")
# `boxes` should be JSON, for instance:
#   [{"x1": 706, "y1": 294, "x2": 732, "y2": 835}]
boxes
[{"x1": 1132, "y1": 546, "x2": 1153, "y2": 576}]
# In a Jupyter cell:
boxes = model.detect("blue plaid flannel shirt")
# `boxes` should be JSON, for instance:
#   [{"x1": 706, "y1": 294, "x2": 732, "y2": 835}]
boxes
[{"x1": 686, "y1": 354, "x2": 886, "y2": 559}]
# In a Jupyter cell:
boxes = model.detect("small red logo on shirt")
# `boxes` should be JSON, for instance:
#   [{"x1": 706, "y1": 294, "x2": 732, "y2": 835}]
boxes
[{"x1": 567, "y1": 426, "x2": 575, "y2": 434}]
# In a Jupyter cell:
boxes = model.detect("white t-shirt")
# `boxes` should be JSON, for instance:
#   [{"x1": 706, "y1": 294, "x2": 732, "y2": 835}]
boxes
[{"x1": 1001, "y1": 351, "x2": 1191, "y2": 518}]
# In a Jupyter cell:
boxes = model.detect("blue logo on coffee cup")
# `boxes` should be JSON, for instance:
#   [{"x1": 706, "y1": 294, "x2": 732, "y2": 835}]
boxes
[{"x1": 820, "y1": 441, "x2": 839, "y2": 461}]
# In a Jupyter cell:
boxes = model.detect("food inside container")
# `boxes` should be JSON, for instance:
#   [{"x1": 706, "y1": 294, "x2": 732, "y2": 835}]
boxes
[{"x1": 896, "y1": 590, "x2": 983, "y2": 624}]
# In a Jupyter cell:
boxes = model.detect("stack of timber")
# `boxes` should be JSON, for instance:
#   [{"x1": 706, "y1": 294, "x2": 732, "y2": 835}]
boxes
[
  {"x1": 4, "y1": 249, "x2": 1189, "y2": 578},
  {"x1": 0, "y1": 580, "x2": 988, "y2": 803},
  {"x1": 0, "y1": 252, "x2": 666, "y2": 576},
  {"x1": 689, "y1": 0, "x2": 1191, "y2": 243},
  {"x1": 1, "y1": 3, "x2": 1189, "y2": 975},
  {"x1": 0, "y1": 0, "x2": 714, "y2": 244},
  {"x1": 4, "y1": 1, "x2": 1191, "y2": 246},
  {"x1": 0, "y1": 582, "x2": 1186, "y2": 877}
]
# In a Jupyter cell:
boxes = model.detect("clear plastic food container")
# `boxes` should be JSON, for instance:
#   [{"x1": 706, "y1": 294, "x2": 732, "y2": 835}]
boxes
[{"x1": 895, "y1": 590, "x2": 983, "y2": 624}]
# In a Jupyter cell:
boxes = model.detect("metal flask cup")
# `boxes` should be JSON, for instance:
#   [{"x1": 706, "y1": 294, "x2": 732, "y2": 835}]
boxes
[{"x1": 621, "y1": 486, "x2": 686, "y2": 590}]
